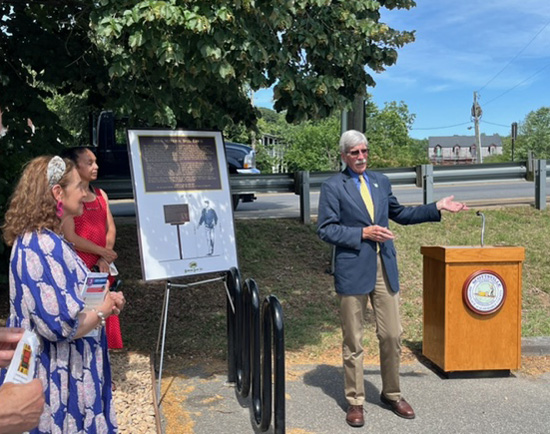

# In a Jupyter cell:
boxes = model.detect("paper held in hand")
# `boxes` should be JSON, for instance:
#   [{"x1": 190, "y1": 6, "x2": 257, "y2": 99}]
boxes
[
  {"x1": 82, "y1": 272, "x2": 109, "y2": 337},
  {"x1": 109, "y1": 262, "x2": 118, "y2": 276},
  {"x1": 4, "y1": 330, "x2": 40, "y2": 384},
  {"x1": 82, "y1": 272, "x2": 109, "y2": 311}
]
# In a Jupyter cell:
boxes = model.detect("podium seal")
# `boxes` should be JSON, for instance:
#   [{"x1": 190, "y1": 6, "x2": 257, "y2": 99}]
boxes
[{"x1": 463, "y1": 270, "x2": 506, "y2": 315}]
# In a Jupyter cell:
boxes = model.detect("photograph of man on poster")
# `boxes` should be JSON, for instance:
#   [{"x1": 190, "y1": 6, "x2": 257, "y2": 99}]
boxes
[{"x1": 197, "y1": 200, "x2": 218, "y2": 256}]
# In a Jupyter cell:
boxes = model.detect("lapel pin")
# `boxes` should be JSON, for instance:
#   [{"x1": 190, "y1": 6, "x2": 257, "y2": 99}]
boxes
[{"x1": 373, "y1": 183, "x2": 379, "y2": 188}]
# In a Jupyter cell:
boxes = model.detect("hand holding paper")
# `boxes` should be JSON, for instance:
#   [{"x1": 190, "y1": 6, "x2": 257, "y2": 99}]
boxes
[
  {"x1": 3, "y1": 330, "x2": 40, "y2": 384},
  {"x1": 82, "y1": 272, "x2": 110, "y2": 311},
  {"x1": 0, "y1": 327, "x2": 24, "y2": 368}
]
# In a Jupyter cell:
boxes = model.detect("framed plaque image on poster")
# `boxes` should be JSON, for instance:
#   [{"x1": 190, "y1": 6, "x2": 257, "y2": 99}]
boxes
[{"x1": 126, "y1": 129, "x2": 238, "y2": 281}]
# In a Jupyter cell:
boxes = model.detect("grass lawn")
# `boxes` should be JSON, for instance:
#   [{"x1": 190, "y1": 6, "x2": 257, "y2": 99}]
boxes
[{"x1": 1, "y1": 206, "x2": 549, "y2": 367}]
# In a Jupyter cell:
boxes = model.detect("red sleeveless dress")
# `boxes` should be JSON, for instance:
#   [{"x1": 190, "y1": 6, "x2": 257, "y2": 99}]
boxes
[{"x1": 73, "y1": 187, "x2": 124, "y2": 349}]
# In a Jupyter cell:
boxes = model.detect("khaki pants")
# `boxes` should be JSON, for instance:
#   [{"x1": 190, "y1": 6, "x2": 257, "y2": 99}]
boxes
[{"x1": 339, "y1": 255, "x2": 403, "y2": 406}]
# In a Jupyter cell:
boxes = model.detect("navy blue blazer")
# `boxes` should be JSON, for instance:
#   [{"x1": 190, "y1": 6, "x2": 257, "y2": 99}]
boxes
[{"x1": 317, "y1": 169, "x2": 441, "y2": 295}]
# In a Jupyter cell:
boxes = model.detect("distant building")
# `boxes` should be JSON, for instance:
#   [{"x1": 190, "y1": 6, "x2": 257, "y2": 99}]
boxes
[
  {"x1": 260, "y1": 133, "x2": 288, "y2": 173},
  {"x1": 428, "y1": 134, "x2": 502, "y2": 165}
]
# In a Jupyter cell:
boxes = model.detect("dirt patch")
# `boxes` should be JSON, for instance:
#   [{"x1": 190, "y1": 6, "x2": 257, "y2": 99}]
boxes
[{"x1": 520, "y1": 355, "x2": 550, "y2": 377}]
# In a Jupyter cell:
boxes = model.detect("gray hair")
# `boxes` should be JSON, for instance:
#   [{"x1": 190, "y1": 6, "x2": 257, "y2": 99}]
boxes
[{"x1": 339, "y1": 130, "x2": 368, "y2": 154}]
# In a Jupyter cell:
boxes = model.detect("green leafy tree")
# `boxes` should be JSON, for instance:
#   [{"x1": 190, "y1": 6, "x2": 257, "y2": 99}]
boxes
[
  {"x1": 93, "y1": 0, "x2": 416, "y2": 126},
  {"x1": 502, "y1": 135, "x2": 513, "y2": 160},
  {"x1": 409, "y1": 137, "x2": 429, "y2": 164},
  {"x1": 254, "y1": 108, "x2": 289, "y2": 173},
  {"x1": 366, "y1": 100, "x2": 426, "y2": 167},
  {"x1": 257, "y1": 108, "x2": 288, "y2": 138},
  {"x1": 257, "y1": 107, "x2": 282, "y2": 125},
  {"x1": 514, "y1": 107, "x2": 550, "y2": 160},
  {"x1": 256, "y1": 101, "x2": 428, "y2": 172},
  {"x1": 45, "y1": 92, "x2": 91, "y2": 147},
  {"x1": 483, "y1": 134, "x2": 511, "y2": 163},
  {"x1": 2, "y1": 0, "x2": 416, "y2": 136},
  {"x1": 283, "y1": 115, "x2": 341, "y2": 171}
]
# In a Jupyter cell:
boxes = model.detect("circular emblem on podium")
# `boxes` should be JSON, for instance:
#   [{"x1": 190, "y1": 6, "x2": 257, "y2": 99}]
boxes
[{"x1": 463, "y1": 270, "x2": 506, "y2": 315}]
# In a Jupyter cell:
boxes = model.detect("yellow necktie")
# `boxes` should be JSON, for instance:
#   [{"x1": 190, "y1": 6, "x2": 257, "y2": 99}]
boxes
[{"x1": 359, "y1": 175, "x2": 374, "y2": 222}]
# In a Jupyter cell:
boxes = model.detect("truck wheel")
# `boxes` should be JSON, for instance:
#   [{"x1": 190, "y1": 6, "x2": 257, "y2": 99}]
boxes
[{"x1": 232, "y1": 194, "x2": 240, "y2": 210}]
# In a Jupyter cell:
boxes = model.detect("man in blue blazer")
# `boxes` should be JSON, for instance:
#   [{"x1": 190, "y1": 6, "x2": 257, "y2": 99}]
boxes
[{"x1": 318, "y1": 130, "x2": 468, "y2": 427}]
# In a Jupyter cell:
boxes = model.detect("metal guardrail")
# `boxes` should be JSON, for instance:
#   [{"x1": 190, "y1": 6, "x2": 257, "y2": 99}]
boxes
[
  {"x1": 302, "y1": 163, "x2": 530, "y2": 190},
  {"x1": 95, "y1": 174, "x2": 297, "y2": 199},
  {"x1": 535, "y1": 159, "x2": 547, "y2": 210},
  {"x1": 96, "y1": 160, "x2": 548, "y2": 213},
  {"x1": 97, "y1": 161, "x2": 530, "y2": 196},
  {"x1": 308, "y1": 167, "x2": 418, "y2": 190},
  {"x1": 431, "y1": 162, "x2": 528, "y2": 183},
  {"x1": 230, "y1": 173, "x2": 295, "y2": 194}
]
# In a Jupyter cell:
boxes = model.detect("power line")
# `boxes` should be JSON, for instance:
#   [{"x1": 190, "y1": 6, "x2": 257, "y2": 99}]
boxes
[
  {"x1": 480, "y1": 120, "x2": 510, "y2": 128},
  {"x1": 413, "y1": 15, "x2": 550, "y2": 137},
  {"x1": 477, "y1": 17, "x2": 550, "y2": 93},
  {"x1": 483, "y1": 61, "x2": 550, "y2": 106},
  {"x1": 411, "y1": 121, "x2": 471, "y2": 131}
]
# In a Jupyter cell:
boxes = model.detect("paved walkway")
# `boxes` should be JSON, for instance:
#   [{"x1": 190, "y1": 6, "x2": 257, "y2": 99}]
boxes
[{"x1": 161, "y1": 338, "x2": 550, "y2": 433}]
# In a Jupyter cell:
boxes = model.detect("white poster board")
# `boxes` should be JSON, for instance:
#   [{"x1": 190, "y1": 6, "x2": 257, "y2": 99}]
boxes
[{"x1": 126, "y1": 129, "x2": 238, "y2": 281}]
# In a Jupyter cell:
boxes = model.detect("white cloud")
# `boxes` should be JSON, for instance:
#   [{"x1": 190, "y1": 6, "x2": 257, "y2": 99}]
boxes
[
  {"x1": 379, "y1": 0, "x2": 550, "y2": 92},
  {"x1": 425, "y1": 84, "x2": 452, "y2": 93}
]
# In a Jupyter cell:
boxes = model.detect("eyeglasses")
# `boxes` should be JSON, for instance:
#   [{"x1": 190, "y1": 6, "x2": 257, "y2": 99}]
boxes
[{"x1": 347, "y1": 148, "x2": 369, "y2": 157}]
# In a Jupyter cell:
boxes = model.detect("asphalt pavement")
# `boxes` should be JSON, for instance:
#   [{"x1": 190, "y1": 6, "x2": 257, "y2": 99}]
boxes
[{"x1": 161, "y1": 338, "x2": 550, "y2": 434}]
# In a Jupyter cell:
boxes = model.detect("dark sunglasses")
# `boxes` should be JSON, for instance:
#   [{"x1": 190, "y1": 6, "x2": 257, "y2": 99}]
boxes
[{"x1": 347, "y1": 148, "x2": 369, "y2": 157}]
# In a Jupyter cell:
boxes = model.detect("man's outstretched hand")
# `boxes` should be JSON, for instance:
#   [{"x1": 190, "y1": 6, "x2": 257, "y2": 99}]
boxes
[{"x1": 436, "y1": 195, "x2": 470, "y2": 213}]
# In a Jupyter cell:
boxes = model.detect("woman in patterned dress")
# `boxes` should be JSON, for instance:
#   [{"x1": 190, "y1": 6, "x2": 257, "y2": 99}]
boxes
[
  {"x1": 61, "y1": 147, "x2": 123, "y2": 349},
  {"x1": 1, "y1": 155, "x2": 125, "y2": 433}
]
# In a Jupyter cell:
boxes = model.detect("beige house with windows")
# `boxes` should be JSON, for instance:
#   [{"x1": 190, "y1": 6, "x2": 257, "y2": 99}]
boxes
[
  {"x1": 260, "y1": 133, "x2": 288, "y2": 173},
  {"x1": 428, "y1": 134, "x2": 502, "y2": 165}
]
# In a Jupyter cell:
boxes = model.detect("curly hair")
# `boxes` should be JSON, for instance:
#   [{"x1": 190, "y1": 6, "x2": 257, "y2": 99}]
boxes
[{"x1": 2, "y1": 156, "x2": 76, "y2": 246}]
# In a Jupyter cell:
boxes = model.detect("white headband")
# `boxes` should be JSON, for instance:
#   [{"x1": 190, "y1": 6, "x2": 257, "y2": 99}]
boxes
[{"x1": 47, "y1": 156, "x2": 66, "y2": 187}]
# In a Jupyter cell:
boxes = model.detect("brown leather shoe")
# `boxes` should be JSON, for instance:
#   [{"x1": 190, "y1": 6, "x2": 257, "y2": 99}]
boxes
[
  {"x1": 380, "y1": 394, "x2": 415, "y2": 419},
  {"x1": 346, "y1": 405, "x2": 364, "y2": 427}
]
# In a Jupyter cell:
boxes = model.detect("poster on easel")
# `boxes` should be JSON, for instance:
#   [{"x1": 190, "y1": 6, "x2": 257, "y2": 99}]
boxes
[{"x1": 126, "y1": 129, "x2": 238, "y2": 281}]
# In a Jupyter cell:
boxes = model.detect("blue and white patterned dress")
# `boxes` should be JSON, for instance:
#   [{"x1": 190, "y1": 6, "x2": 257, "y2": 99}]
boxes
[{"x1": 0, "y1": 230, "x2": 118, "y2": 433}]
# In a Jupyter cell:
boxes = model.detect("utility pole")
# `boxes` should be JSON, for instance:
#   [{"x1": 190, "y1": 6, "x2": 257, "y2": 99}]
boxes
[
  {"x1": 342, "y1": 95, "x2": 366, "y2": 133},
  {"x1": 511, "y1": 122, "x2": 518, "y2": 161},
  {"x1": 471, "y1": 91, "x2": 483, "y2": 163}
]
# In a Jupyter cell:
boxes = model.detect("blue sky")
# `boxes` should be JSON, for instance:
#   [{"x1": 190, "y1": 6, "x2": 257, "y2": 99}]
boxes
[{"x1": 253, "y1": 0, "x2": 550, "y2": 140}]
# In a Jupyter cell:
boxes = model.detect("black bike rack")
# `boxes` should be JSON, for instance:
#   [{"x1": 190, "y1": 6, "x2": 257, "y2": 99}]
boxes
[{"x1": 226, "y1": 267, "x2": 285, "y2": 434}]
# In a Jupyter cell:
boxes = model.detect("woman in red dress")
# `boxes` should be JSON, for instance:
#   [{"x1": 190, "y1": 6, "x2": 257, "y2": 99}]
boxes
[{"x1": 61, "y1": 147, "x2": 124, "y2": 349}]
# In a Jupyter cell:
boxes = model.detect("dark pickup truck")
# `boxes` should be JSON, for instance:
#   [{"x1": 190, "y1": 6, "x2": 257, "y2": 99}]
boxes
[{"x1": 91, "y1": 111, "x2": 258, "y2": 209}]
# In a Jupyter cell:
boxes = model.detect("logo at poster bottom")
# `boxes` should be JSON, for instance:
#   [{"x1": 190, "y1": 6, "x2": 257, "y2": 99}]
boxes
[
  {"x1": 184, "y1": 261, "x2": 203, "y2": 274},
  {"x1": 462, "y1": 270, "x2": 506, "y2": 315}
]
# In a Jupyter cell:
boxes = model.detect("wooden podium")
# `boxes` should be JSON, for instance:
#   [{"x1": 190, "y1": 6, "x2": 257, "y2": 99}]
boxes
[{"x1": 420, "y1": 246, "x2": 525, "y2": 375}]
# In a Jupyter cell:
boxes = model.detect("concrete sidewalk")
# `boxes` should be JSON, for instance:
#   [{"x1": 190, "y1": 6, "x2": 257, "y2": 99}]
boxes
[{"x1": 161, "y1": 338, "x2": 550, "y2": 434}]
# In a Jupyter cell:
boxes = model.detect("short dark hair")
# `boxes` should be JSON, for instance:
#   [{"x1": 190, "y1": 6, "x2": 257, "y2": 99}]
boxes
[{"x1": 61, "y1": 146, "x2": 95, "y2": 164}]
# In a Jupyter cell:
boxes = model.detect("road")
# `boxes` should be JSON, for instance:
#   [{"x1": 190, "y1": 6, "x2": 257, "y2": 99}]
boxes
[
  {"x1": 233, "y1": 179, "x2": 547, "y2": 219},
  {"x1": 111, "y1": 180, "x2": 549, "y2": 219}
]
